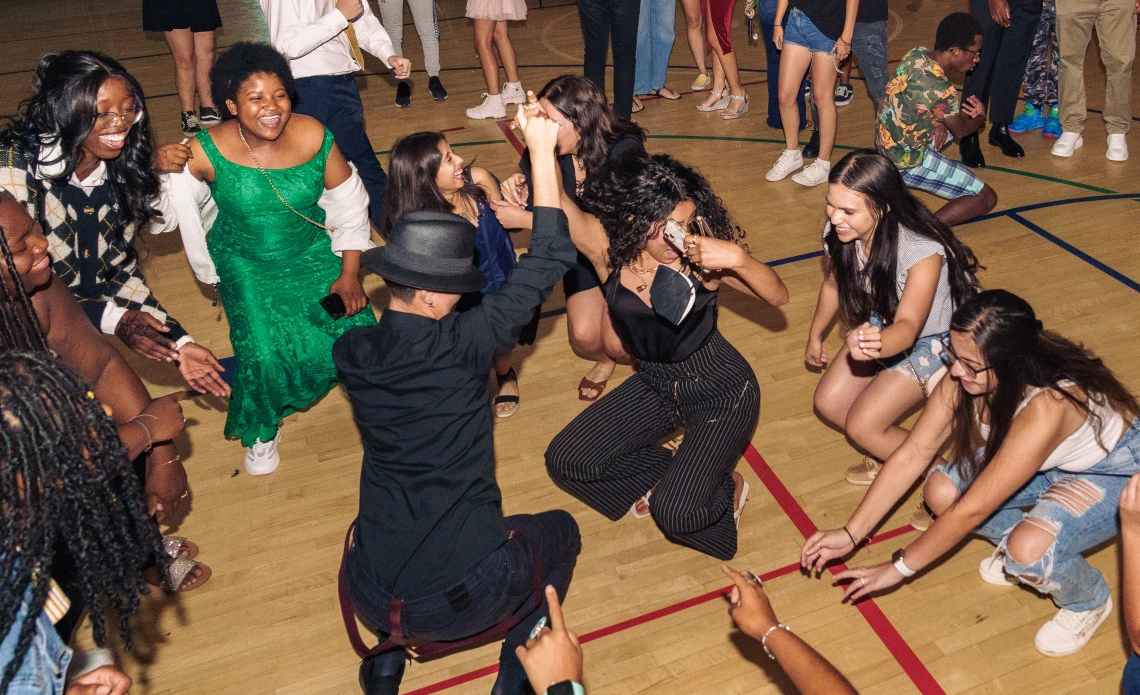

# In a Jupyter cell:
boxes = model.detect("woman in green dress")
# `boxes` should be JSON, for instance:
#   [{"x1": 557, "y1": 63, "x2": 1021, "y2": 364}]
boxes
[{"x1": 174, "y1": 43, "x2": 375, "y2": 474}]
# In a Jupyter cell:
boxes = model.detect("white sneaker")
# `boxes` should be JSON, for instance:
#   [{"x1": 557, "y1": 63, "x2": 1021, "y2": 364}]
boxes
[
  {"x1": 1051, "y1": 131, "x2": 1083, "y2": 157},
  {"x1": 765, "y1": 149, "x2": 804, "y2": 182},
  {"x1": 244, "y1": 428, "x2": 282, "y2": 475},
  {"x1": 1034, "y1": 596, "x2": 1113, "y2": 657},
  {"x1": 978, "y1": 553, "x2": 1013, "y2": 586},
  {"x1": 1107, "y1": 133, "x2": 1129, "y2": 161},
  {"x1": 791, "y1": 158, "x2": 832, "y2": 187},
  {"x1": 466, "y1": 93, "x2": 506, "y2": 120},
  {"x1": 500, "y1": 81, "x2": 526, "y2": 105}
]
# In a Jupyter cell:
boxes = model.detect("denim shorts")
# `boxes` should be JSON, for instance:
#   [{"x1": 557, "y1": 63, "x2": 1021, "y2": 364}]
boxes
[
  {"x1": 783, "y1": 7, "x2": 836, "y2": 53},
  {"x1": 868, "y1": 313, "x2": 950, "y2": 389}
]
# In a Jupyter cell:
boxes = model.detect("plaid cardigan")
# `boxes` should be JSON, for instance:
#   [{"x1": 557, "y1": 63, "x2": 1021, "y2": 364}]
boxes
[{"x1": 0, "y1": 144, "x2": 186, "y2": 340}]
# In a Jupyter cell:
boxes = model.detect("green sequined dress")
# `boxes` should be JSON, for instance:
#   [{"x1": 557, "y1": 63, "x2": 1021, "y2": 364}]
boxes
[{"x1": 197, "y1": 128, "x2": 375, "y2": 447}]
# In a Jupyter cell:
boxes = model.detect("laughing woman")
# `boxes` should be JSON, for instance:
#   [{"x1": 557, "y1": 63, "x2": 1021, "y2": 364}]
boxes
[
  {"x1": 803, "y1": 289, "x2": 1140, "y2": 657},
  {"x1": 175, "y1": 43, "x2": 375, "y2": 474}
]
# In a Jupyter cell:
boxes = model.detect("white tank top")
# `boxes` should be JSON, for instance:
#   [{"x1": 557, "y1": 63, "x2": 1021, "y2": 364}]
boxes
[{"x1": 978, "y1": 381, "x2": 1126, "y2": 472}]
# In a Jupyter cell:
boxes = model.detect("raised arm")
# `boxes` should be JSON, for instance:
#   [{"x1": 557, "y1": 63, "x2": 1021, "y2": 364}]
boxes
[
  {"x1": 465, "y1": 105, "x2": 577, "y2": 366},
  {"x1": 683, "y1": 235, "x2": 788, "y2": 305},
  {"x1": 558, "y1": 188, "x2": 611, "y2": 282}
]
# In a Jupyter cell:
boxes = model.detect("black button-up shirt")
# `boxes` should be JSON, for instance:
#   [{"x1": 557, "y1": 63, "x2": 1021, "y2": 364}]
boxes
[{"x1": 334, "y1": 207, "x2": 576, "y2": 597}]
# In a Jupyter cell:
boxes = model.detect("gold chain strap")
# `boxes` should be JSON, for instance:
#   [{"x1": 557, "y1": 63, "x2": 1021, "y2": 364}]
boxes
[
  {"x1": 237, "y1": 123, "x2": 334, "y2": 234},
  {"x1": 904, "y1": 350, "x2": 931, "y2": 398}
]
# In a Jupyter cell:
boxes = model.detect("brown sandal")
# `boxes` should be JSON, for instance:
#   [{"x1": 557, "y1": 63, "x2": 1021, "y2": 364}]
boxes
[{"x1": 577, "y1": 377, "x2": 608, "y2": 402}]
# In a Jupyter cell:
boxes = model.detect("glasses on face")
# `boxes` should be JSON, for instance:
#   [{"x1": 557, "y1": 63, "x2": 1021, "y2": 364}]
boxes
[
  {"x1": 958, "y1": 47, "x2": 981, "y2": 63},
  {"x1": 94, "y1": 104, "x2": 144, "y2": 128},
  {"x1": 939, "y1": 336, "x2": 993, "y2": 378}
]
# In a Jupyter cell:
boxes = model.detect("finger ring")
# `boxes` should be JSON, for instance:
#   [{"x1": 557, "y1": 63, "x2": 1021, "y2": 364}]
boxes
[
  {"x1": 181, "y1": 492, "x2": 190, "y2": 500},
  {"x1": 860, "y1": 577, "x2": 866, "y2": 588}
]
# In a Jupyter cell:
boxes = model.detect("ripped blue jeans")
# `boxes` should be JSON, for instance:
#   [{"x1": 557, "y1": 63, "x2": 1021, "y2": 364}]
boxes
[{"x1": 931, "y1": 420, "x2": 1140, "y2": 612}]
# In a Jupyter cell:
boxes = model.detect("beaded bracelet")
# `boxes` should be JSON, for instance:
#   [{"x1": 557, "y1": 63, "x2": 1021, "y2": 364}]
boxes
[{"x1": 761, "y1": 623, "x2": 792, "y2": 660}]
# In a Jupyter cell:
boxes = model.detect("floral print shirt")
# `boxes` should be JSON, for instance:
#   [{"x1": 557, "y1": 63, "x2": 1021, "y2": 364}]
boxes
[{"x1": 877, "y1": 47, "x2": 960, "y2": 169}]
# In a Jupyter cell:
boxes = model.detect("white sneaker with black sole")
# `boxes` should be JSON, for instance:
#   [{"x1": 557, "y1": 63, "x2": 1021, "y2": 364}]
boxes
[
  {"x1": 1034, "y1": 595, "x2": 1112, "y2": 657},
  {"x1": 466, "y1": 93, "x2": 506, "y2": 119}
]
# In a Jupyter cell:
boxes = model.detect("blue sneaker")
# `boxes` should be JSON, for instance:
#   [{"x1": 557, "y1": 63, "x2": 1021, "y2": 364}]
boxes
[
  {"x1": 1009, "y1": 103, "x2": 1044, "y2": 133},
  {"x1": 1042, "y1": 104, "x2": 1061, "y2": 138}
]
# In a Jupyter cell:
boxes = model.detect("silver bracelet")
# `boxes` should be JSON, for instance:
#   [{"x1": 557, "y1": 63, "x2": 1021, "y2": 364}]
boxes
[{"x1": 761, "y1": 623, "x2": 791, "y2": 660}]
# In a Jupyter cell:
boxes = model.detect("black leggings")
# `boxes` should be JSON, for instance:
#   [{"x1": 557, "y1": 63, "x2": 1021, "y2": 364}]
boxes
[{"x1": 545, "y1": 332, "x2": 759, "y2": 559}]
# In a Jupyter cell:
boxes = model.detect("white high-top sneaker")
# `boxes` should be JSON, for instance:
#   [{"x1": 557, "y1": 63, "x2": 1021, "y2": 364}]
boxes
[
  {"x1": 765, "y1": 149, "x2": 804, "y2": 182},
  {"x1": 1034, "y1": 596, "x2": 1113, "y2": 657},
  {"x1": 244, "y1": 428, "x2": 283, "y2": 475},
  {"x1": 1107, "y1": 133, "x2": 1129, "y2": 162},
  {"x1": 466, "y1": 93, "x2": 506, "y2": 120},
  {"x1": 500, "y1": 81, "x2": 526, "y2": 105},
  {"x1": 1050, "y1": 131, "x2": 1083, "y2": 157}
]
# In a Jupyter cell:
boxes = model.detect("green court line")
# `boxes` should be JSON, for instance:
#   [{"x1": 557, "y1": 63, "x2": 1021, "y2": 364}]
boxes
[
  {"x1": 646, "y1": 134, "x2": 1117, "y2": 195},
  {"x1": 374, "y1": 139, "x2": 507, "y2": 156}
]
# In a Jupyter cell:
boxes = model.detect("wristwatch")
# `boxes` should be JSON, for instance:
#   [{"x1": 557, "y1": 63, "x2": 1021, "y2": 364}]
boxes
[{"x1": 892, "y1": 548, "x2": 917, "y2": 578}]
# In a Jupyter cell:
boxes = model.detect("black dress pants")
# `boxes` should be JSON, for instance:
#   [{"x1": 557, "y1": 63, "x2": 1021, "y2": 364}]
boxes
[
  {"x1": 578, "y1": 0, "x2": 640, "y2": 118},
  {"x1": 964, "y1": 0, "x2": 1044, "y2": 124}
]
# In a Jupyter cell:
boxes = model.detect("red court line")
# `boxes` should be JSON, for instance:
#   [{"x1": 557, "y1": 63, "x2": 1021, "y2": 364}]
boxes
[
  {"x1": 496, "y1": 119, "x2": 526, "y2": 155},
  {"x1": 405, "y1": 522, "x2": 916, "y2": 695},
  {"x1": 741, "y1": 445, "x2": 946, "y2": 695}
]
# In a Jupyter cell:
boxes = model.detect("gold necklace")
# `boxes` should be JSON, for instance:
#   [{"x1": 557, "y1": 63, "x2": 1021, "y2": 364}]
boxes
[{"x1": 627, "y1": 260, "x2": 657, "y2": 293}]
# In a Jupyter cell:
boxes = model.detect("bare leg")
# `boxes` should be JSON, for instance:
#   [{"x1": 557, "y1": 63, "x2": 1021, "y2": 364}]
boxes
[
  {"x1": 810, "y1": 51, "x2": 840, "y2": 161},
  {"x1": 699, "y1": 1, "x2": 727, "y2": 108},
  {"x1": 812, "y1": 342, "x2": 878, "y2": 430},
  {"x1": 192, "y1": 30, "x2": 216, "y2": 108},
  {"x1": 164, "y1": 29, "x2": 196, "y2": 112},
  {"x1": 492, "y1": 21, "x2": 521, "y2": 83},
  {"x1": 473, "y1": 19, "x2": 501, "y2": 94},
  {"x1": 934, "y1": 183, "x2": 999, "y2": 226},
  {"x1": 777, "y1": 45, "x2": 813, "y2": 150},
  {"x1": 494, "y1": 353, "x2": 518, "y2": 417},
  {"x1": 843, "y1": 369, "x2": 927, "y2": 461},
  {"x1": 566, "y1": 288, "x2": 618, "y2": 399},
  {"x1": 680, "y1": 0, "x2": 708, "y2": 76}
]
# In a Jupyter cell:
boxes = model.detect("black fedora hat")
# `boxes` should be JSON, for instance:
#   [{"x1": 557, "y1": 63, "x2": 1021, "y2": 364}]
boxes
[{"x1": 361, "y1": 210, "x2": 486, "y2": 294}]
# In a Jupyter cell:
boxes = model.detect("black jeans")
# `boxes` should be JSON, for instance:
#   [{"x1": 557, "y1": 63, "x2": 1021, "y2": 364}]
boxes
[
  {"x1": 964, "y1": 0, "x2": 1044, "y2": 124},
  {"x1": 348, "y1": 511, "x2": 581, "y2": 695},
  {"x1": 293, "y1": 74, "x2": 388, "y2": 228},
  {"x1": 577, "y1": 0, "x2": 640, "y2": 118}
]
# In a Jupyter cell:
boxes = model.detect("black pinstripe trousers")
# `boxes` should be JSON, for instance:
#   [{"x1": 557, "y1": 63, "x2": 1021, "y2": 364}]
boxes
[{"x1": 545, "y1": 331, "x2": 760, "y2": 559}]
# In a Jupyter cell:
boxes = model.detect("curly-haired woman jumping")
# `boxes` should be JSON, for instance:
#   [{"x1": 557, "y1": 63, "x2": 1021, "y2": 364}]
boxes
[{"x1": 545, "y1": 149, "x2": 789, "y2": 559}]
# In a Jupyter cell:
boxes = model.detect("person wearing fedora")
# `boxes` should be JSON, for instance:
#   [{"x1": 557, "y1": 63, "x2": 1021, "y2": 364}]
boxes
[{"x1": 332, "y1": 106, "x2": 581, "y2": 695}]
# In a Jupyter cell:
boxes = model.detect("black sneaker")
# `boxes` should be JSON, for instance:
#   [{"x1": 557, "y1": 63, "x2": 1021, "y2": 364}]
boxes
[
  {"x1": 181, "y1": 111, "x2": 202, "y2": 136},
  {"x1": 429, "y1": 75, "x2": 448, "y2": 101},
  {"x1": 395, "y1": 81, "x2": 411, "y2": 108},
  {"x1": 198, "y1": 106, "x2": 221, "y2": 126},
  {"x1": 803, "y1": 130, "x2": 820, "y2": 159},
  {"x1": 834, "y1": 82, "x2": 854, "y2": 107}
]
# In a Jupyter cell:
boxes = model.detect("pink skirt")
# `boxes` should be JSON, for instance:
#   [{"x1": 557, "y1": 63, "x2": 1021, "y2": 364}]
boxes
[{"x1": 466, "y1": 0, "x2": 527, "y2": 21}]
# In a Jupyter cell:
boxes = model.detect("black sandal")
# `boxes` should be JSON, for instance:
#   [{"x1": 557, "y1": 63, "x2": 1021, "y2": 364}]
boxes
[{"x1": 494, "y1": 367, "x2": 520, "y2": 419}]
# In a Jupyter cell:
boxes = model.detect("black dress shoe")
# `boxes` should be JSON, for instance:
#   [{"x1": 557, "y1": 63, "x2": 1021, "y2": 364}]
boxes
[
  {"x1": 803, "y1": 129, "x2": 820, "y2": 159},
  {"x1": 988, "y1": 123, "x2": 1025, "y2": 158},
  {"x1": 959, "y1": 132, "x2": 985, "y2": 168},
  {"x1": 395, "y1": 81, "x2": 411, "y2": 108},
  {"x1": 428, "y1": 75, "x2": 448, "y2": 100},
  {"x1": 359, "y1": 650, "x2": 406, "y2": 695}
]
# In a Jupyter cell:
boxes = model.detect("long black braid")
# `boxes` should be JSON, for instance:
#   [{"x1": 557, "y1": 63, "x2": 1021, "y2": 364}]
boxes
[
  {"x1": 0, "y1": 352, "x2": 160, "y2": 691},
  {"x1": 0, "y1": 213, "x2": 49, "y2": 351}
]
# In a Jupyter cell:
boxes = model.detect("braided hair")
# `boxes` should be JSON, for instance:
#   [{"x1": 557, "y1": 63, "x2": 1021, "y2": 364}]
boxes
[
  {"x1": 0, "y1": 352, "x2": 161, "y2": 691},
  {"x1": 0, "y1": 191, "x2": 49, "y2": 351}
]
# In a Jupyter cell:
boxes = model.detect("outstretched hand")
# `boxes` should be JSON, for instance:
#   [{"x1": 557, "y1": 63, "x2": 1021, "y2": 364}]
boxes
[
  {"x1": 800, "y1": 528, "x2": 856, "y2": 574},
  {"x1": 515, "y1": 94, "x2": 561, "y2": 154}
]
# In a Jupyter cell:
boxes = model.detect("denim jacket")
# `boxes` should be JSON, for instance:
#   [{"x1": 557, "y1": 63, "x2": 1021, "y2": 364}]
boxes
[{"x1": 0, "y1": 590, "x2": 72, "y2": 695}]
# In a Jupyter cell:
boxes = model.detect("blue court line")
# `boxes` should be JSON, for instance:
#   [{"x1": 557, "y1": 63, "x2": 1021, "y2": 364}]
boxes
[{"x1": 1007, "y1": 212, "x2": 1140, "y2": 293}]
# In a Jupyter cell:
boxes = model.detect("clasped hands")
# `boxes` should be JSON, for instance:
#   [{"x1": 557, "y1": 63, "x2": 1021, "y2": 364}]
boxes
[{"x1": 799, "y1": 527, "x2": 907, "y2": 603}]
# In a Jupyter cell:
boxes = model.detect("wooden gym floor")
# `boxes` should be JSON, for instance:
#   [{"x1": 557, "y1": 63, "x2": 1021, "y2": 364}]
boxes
[{"x1": 4, "y1": 0, "x2": 1140, "y2": 692}]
